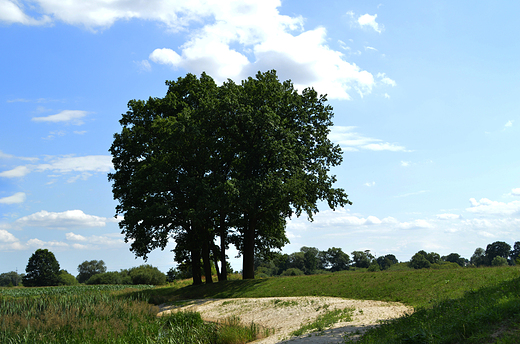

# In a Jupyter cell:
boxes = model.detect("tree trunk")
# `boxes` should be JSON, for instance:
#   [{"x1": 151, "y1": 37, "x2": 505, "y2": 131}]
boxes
[
  {"x1": 219, "y1": 211, "x2": 228, "y2": 281},
  {"x1": 201, "y1": 238, "x2": 213, "y2": 284},
  {"x1": 212, "y1": 249, "x2": 221, "y2": 281},
  {"x1": 191, "y1": 248, "x2": 202, "y2": 285},
  {"x1": 242, "y1": 215, "x2": 256, "y2": 279}
]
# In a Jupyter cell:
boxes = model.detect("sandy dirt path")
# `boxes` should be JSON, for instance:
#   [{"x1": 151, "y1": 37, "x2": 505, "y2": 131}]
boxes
[{"x1": 158, "y1": 296, "x2": 412, "y2": 343}]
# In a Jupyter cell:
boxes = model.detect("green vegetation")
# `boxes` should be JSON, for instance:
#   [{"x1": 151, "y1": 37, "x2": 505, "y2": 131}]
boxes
[
  {"x1": 344, "y1": 274, "x2": 520, "y2": 343},
  {"x1": 147, "y1": 266, "x2": 520, "y2": 309},
  {"x1": 291, "y1": 307, "x2": 354, "y2": 337},
  {"x1": 0, "y1": 285, "x2": 269, "y2": 343}
]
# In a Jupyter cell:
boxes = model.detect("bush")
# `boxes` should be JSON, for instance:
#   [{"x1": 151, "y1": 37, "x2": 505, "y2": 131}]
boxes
[
  {"x1": 431, "y1": 262, "x2": 461, "y2": 270},
  {"x1": 58, "y1": 270, "x2": 79, "y2": 285},
  {"x1": 129, "y1": 265, "x2": 167, "y2": 285},
  {"x1": 492, "y1": 256, "x2": 508, "y2": 267},
  {"x1": 281, "y1": 268, "x2": 304, "y2": 276}
]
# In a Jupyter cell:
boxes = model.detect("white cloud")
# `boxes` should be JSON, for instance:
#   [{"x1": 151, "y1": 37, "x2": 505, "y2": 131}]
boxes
[
  {"x1": 65, "y1": 232, "x2": 87, "y2": 241},
  {"x1": 5, "y1": 1, "x2": 390, "y2": 101},
  {"x1": 32, "y1": 110, "x2": 88, "y2": 125},
  {"x1": 16, "y1": 210, "x2": 110, "y2": 229},
  {"x1": 377, "y1": 72, "x2": 396, "y2": 87},
  {"x1": 0, "y1": 0, "x2": 51, "y2": 25},
  {"x1": 512, "y1": 188, "x2": 520, "y2": 196},
  {"x1": 27, "y1": 238, "x2": 69, "y2": 248},
  {"x1": 0, "y1": 150, "x2": 38, "y2": 162},
  {"x1": 0, "y1": 229, "x2": 18, "y2": 242},
  {"x1": 329, "y1": 126, "x2": 409, "y2": 152},
  {"x1": 467, "y1": 198, "x2": 520, "y2": 217},
  {"x1": 357, "y1": 14, "x2": 383, "y2": 33},
  {"x1": 364, "y1": 181, "x2": 375, "y2": 187},
  {"x1": 436, "y1": 213, "x2": 461, "y2": 220},
  {"x1": 401, "y1": 161, "x2": 410, "y2": 167},
  {"x1": 37, "y1": 155, "x2": 113, "y2": 173},
  {"x1": 505, "y1": 120, "x2": 514, "y2": 128},
  {"x1": 0, "y1": 192, "x2": 27, "y2": 205},
  {"x1": 0, "y1": 166, "x2": 31, "y2": 178},
  {"x1": 397, "y1": 219, "x2": 433, "y2": 230}
]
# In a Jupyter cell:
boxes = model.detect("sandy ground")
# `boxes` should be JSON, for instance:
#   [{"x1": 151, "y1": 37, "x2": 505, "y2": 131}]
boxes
[{"x1": 158, "y1": 297, "x2": 412, "y2": 343}]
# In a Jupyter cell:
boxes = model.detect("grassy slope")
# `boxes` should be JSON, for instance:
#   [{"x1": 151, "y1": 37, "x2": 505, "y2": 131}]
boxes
[
  {"x1": 147, "y1": 267, "x2": 520, "y2": 309},
  {"x1": 140, "y1": 267, "x2": 520, "y2": 343}
]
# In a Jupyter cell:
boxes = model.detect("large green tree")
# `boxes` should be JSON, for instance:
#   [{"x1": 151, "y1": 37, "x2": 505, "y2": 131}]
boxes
[
  {"x1": 77, "y1": 260, "x2": 107, "y2": 283},
  {"x1": 109, "y1": 70, "x2": 350, "y2": 281},
  {"x1": 22, "y1": 249, "x2": 60, "y2": 287}
]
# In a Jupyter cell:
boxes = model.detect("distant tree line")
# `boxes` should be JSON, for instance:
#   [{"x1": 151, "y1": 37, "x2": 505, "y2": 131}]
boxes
[
  {"x1": 252, "y1": 240, "x2": 520, "y2": 277},
  {"x1": 0, "y1": 249, "x2": 168, "y2": 287}
]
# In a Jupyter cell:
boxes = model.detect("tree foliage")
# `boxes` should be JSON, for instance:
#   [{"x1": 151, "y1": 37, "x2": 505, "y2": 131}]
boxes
[
  {"x1": 22, "y1": 249, "x2": 60, "y2": 287},
  {"x1": 0, "y1": 271, "x2": 23, "y2": 287},
  {"x1": 77, "y1": 260, "x2": 107, "y2": 283},
  {"x1": 109, "y1": 71, "x2": 350, "y2": 282}
]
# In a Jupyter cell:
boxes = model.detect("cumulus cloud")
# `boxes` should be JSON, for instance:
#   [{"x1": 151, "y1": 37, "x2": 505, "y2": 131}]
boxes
[
  {"x1": 0, "y1": 192, "x2": 27, "y2": 204},
  {"x1": 66, "y1": 231, "x2": 126, "y2": 248},
  {"x1": 364, "y1": 181, "x2": 375, "y2": 187},
  {"x1": 37, "y1": 155, "x2": 113, "y2": 174},
  {"x1": 396, "y1": 219, "x2": 433, "y2": 230},
  {"x1": 0, "y1": 0, "x2": 51, "y2": 25},
  {"x1": 0, "y1": 166, "x2": 31, "y2": 178},
  {"x1": 3, "y1": 0, "x2": 390, "y2": 100},
  {"x1": 467, "y1": 198, "x2": 520, "y2": 217},
  {"x1": 329, "y1": 126, "x2": 409, "y2": 152},
  {"x1": 511, "y1": 188, "x2": 520, "y2": 196},
  {"x1": 32, "y1": 110, "x2": 88, "y2": 125},
  {"x1": 16, "y1": 210, "x2": 110, "y2": 229},
  {"x1": 27, "y1": 238, "x2": 69, "y2": 248},
  {"x1": 436, "y1": 213, "x2": 461, "y2": 220},
  {"x1": 0, "y1": 229, "x2": 18, "y2": 242},
  {"x1": 357, "y1": 13, "x2": 383, "y2": 33}
]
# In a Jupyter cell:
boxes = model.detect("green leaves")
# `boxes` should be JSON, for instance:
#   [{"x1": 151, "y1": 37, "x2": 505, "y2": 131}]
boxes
[{"x1": 109, "y1": 70, "x2": 351, "y2": 278}]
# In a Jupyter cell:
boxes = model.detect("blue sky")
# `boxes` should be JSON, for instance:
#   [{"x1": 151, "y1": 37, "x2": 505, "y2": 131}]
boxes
[{"x1": 1, "y1": 0, "x2": 519, "y2": 275}]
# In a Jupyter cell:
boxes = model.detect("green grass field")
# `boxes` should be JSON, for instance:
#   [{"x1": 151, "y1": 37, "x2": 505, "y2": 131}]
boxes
[
  {"x1": 142, "y1": 266, "x2": 520, "y2": 343},
  {"x1": 2, "y1": 266, "x2": 520, "y2": 343}
]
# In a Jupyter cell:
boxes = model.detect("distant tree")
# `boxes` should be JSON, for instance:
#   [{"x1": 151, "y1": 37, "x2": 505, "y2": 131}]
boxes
[
  {"x1": 377, "y1": 254, "x2": 398, "y2": 270},
  {"x1": 77, "y1": 260, "x2": 107, "y2": 283},
  {"x1": 509, "y1": 242, "x2": 520, "y2": 265},
  {"x1": 351, "y1": 250, "x2": 375, "y2": 269},
  {"x1": 22, "y1": 249, "x2": 60, "y2": 287},
  {"x1": 129, "y1": 265, "x2": 167, "y2": 285},
  {"x1": 442, "y1": 253, "x2": 466, "y2": 267},
  {"x1": 58, "y1": 270, "x2": 79, "y2": 286},
  {"x1": 300, "y1": 247, "x2": 320, "y2": 274},
  {"x1": 485, "y1": 241, "x2": 511, "y2": 266},
  {"x1": 0, "y1": 271, "x2": 23, "y2": 287},
  {"x1": 470, "y1": 247, "x2": 487, "y2": 266},
  {"x1": 325, "y1": 247, "x2": 350, "y2": 272},
  {"x1": 409, "y1": 251, "x2": 431, "y2": 269}
]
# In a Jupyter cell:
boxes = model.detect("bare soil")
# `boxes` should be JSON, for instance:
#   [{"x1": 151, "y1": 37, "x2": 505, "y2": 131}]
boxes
[{"x1": 158, "y1": 296, "x2": 412, "y2": 343}]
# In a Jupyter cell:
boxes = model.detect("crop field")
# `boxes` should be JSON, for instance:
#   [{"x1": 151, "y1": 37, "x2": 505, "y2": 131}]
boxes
[{"x1": 0, "y1": 284, "x2": 268, "y2": 344}]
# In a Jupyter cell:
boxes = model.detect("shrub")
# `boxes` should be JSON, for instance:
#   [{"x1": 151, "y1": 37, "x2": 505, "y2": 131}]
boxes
[
  {"x1": 492, "y1": 256, "x2": 508, "y2": 267},
  {"x1": 281, "y1": 268, "x2": 304, "y2": 276},
  {"x1": 58, "y1": 270, "x2": 79, "y2": 285},
  {"x1": 129, "y1": 265, "x2": 167, "y2": 285}
]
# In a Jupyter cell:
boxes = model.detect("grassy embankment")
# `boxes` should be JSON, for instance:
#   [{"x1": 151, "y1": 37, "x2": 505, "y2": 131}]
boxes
[{"x1": 142, "y1": 266, "x2": 520, "y2": 343}]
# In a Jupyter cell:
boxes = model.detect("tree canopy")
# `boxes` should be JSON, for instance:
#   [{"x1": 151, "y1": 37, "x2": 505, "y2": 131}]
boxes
[
  {"x1": 77, "y1": 260, "x2": 107, "y2": 283},
  {"x1": 109, "y1": 70, "x2": 351, "y2": 281},
  {"x1": 22, "y1": 249, "x2": 60, "y2": 287}
]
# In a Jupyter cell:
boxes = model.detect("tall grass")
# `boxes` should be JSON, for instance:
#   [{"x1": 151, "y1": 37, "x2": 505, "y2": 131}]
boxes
[{"x1": 0, "y1": 285, "x2": 268, "y2": 344}]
